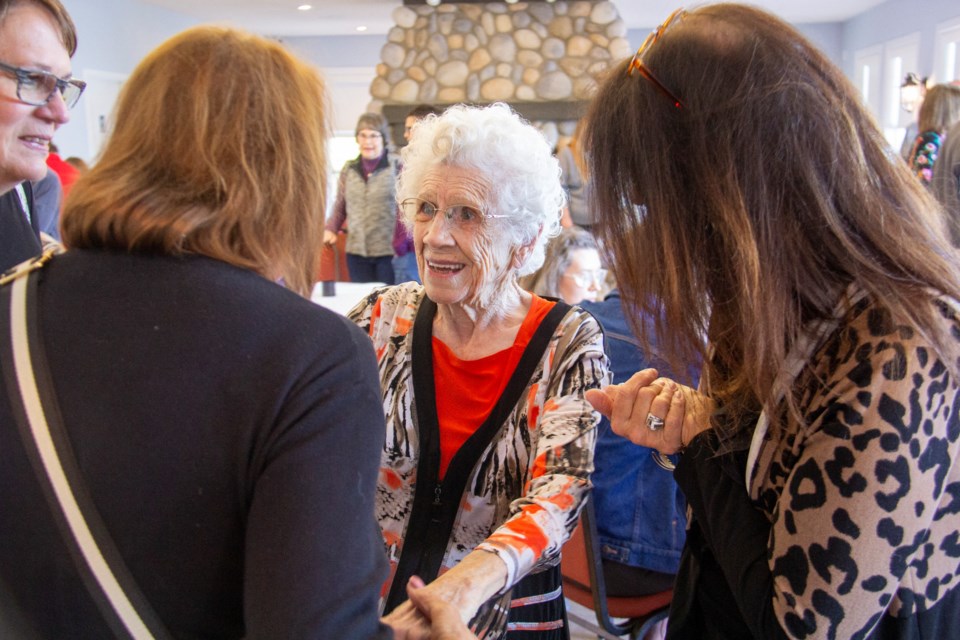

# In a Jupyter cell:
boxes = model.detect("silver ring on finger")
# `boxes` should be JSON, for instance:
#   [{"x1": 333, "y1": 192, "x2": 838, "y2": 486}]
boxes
[{"x1": 646, "y1": 413, "x2": 665, "y2": 431}]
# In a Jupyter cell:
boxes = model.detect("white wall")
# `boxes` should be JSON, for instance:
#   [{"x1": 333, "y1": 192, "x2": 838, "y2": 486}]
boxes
[
  {"x1": 279, "y1": 35, "x2": 383, "y2": 133},
  {"x1": 55, "y1": 0, "x2": 959, "y2": 162},
  {"x1": 60, "y1": 0, "x2": 196, "y2": 160},
  {"x1": 842, "y1": 0, "x2": 960, "y2": 79},
  {"x1": 842, "y1": 0, "x2": 960, "y2": 147}
]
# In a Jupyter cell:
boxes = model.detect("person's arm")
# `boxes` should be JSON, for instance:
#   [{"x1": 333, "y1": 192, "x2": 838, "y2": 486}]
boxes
[
  {"x1": 324, "y1": 168, "x2": 349, "y2": 243},
  {"x1": 384, "y1": 549, "x2": 509, "y2": 629},
  {"x1": 673, "y1": 432, "x2": 788, "y2": 638},
  {"x1": 476, "y1": 311, "x2": 608, "y2": 587},
  {"x1": 242, "y1": 318, "x2": 392, "y2": 639},
  {"x1": 405, "y1": 576, "x2": 478, "y2": 640},
  {"x1": 31, "y1": 170, "x2": 62, "y2": 240}
]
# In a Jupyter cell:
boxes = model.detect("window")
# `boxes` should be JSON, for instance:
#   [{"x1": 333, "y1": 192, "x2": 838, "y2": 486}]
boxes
[
  {"x1": 935, "y1": 18, "x2": 960, "y2": 83},
  {"x1": 854, "y1": 45, "x2": 883, "y2": 118},
  {"x1": 882, "y1": 34, "x2": 920, "y2": 150}
]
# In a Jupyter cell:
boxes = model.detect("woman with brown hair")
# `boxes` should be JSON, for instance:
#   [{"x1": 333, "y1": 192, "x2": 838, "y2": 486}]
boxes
[
  {"x1": 558, "y1": 119, "x2": 596, "y2": 230},
  {"x1": 324, "y1": 112, "x2": 401, "y2": 284},
  {"x1": 0, "y1": 26, "x2": 395, "y2": 638},
  {"x1": 584, "y1": 4, "x2": 960, "y2": 639}
]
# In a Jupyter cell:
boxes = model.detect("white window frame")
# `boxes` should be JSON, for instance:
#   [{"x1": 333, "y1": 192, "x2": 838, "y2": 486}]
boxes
[
  {"x1": 854, "y1": 45, "x2": 883, "y2": 121},
  {"x1": 883, "y1": 33, "x2": 921, "y2": 129},
  {"x1": 934, "y1": 18, "x2": 960, "y2": 84}
]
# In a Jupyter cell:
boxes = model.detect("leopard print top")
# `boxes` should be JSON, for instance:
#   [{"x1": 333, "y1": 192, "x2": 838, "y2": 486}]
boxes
[{"x1": 751, "y1": 295, "x2": 960, "y2": 638}]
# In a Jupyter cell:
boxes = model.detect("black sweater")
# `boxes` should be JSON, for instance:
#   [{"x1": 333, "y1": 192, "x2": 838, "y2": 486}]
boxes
[{"x1": 0, "y1": 250, "x2": 392, "y2": 638}]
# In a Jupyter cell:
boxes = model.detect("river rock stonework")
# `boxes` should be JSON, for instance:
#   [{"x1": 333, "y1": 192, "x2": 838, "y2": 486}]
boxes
[{"x1": 369, "y1": 1, "x2": 631, "y2": 110}]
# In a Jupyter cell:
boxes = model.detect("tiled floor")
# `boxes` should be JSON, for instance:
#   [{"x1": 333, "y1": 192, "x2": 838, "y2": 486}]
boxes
[
  {"x1": 565, "y1": 597, "x2": 669, "y2": 640},
  {"x1": 565, "y1": 597, "x2": 621, "y2": 640}
]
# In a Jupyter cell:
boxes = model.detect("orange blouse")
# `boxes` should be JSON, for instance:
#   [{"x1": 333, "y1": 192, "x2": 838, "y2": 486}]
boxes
[{"x1": 432, "y1": 295, "x2": 556, "y2": 478}]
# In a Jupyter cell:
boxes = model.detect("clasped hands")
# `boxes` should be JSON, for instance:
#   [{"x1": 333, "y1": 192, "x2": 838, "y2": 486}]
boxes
[
  {"x1": 384, "y1": 576, "x2": 477, "y2": 640},
  {"x1": 585, "y1": 368, "x2": 712, "y2": 454}
]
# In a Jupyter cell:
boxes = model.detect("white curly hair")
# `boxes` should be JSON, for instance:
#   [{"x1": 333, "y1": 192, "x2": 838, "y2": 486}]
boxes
[{"x1": 397, "y1": 103, "x2": 566, "y2": 276}]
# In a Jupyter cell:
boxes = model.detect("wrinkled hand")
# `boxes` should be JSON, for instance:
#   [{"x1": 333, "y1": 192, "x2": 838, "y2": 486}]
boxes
[
  {"x1": 384, "y1": 577, "x2": 479, "y2": 640},
  {"x1": 407, "y1": 576, "x2": 478, "y2": 640},
  {"x1": 383, "y1": 595, "x2": 432, "y2": 640},
  {"x1": 585, "y1": 368, "x2": 712, "y2": 454}
]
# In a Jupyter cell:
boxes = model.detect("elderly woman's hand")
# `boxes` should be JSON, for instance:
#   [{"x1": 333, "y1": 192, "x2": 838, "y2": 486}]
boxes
[
  {"x1": 585, "y1": 368, "x2": 713, "y2": 454},
  {"x1": 405, "y1": 576, "x2": 479, "y2": 640},
  {"x1": 383, "y1": 579, "x2": 477, "y2": 640},
  {"x1": 383, "y1": 550, "x2": 506, "y2": 639}
]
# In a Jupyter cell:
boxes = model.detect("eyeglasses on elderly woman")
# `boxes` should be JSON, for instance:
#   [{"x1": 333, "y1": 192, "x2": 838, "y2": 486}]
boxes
[
  {"x1": 563, "y1": 268, "x2": 608, "y2": 289},
  {"x1": 401, "y1": 197, "x2": 509, "y2": 232},
  {"x1": 0, "y1": 61, "x2": 86, "y2": 109},
  {"x1": 626, "y1": 7, "x2": 686, "y2": 109}
]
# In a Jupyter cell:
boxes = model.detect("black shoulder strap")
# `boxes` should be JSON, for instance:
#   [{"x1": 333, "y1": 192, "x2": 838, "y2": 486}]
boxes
[
  {"x1": 384, "y1": 296, "x2": 572, "y2": 612},
  {"x1": 0, "y1": 262, "x2": 173, "y2": 640}
]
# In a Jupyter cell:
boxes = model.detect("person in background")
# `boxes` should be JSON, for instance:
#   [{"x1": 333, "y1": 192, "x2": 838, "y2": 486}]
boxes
[
  {"x1": 932, "y1": 115, "x2": 960, "y2": 246},
  {"x1": 907, "y1": 83, "x2": 960, "y2": 185},
  {"x1": 1, "y1": 25, "x2": 395, "y2": 638},
  {"x1": 393, "y1": 104, "x2": 443, "y2": 284},
  {"x1": 898, "y1": 72, "x2": 927, "y2": 163},
  {"x1": 404, "y1": 103, "x2": 441, "y2": 144},
  {"x1": 523, "y1": 226, "x2": 605, "y2": 304},
  {"x1": 45, "y1": 140, "x2": 78, "y2": 197},
  {"x1": 31, "y1": 166, "x2": 61, "y2": 239},
  {"x1": 578, "y1": 289, "x2": 690, "y2": 640},
  {"x1": 585, "y1": 4, "x2": 960, "y2": 638},
  {"x1": 64, "y1": 154, "x2": 87, "y2": 173},
  {"x1": 558, "y1": 119, "x2": 596, "y2": 231},
  {"x1": 0, "y1": 0, "x2": 82, "y2": 272},
  {"x1": 324, "y1": 112, "x2": 399, "y2": 285},
  {"x1": 350, "y1": 103, "x2": 607, "y2": 639},
  {"x1": 525, "y1": 222, "x2": 688, "y2": 633}
]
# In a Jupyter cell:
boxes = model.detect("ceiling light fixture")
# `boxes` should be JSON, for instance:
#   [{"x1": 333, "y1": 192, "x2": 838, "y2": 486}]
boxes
[
  {"x1": 425, "y1": 0, "x2": 440, "y2": 6},
  {"x1": 356, "y1": 25, "x2": 368, "y2": 32},
  {"x1": 297, "y1": 4, "x2": 311, "y2": 10}
]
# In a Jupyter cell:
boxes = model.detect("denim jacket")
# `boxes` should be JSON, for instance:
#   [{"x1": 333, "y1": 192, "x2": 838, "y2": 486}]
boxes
[{"x1": 580, "y1": 291, "x2": 690, "y2": 574}]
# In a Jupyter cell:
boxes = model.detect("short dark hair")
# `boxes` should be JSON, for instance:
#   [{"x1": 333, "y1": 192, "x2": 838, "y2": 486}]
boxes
[
  {"x1": 355, "y1": 112, "x2": 391, "y2": 149},
  {"x1": 406, "y1": 104, "x2": 442, "y2": 120},
  {"x1": 0, "y1": 0, "x2": 77, "y2": 56}
]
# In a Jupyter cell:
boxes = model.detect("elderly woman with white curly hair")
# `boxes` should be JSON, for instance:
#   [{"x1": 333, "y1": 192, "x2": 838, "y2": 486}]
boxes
[{"x1": 348, "y1": 103, "x2": 608, "y2": 639}]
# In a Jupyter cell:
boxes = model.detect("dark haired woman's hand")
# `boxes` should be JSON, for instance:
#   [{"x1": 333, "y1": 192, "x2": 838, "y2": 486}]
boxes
[
  {"x1": 586, "y1": 368, "x2": 712, "y2": 453},
  {"x1": 405, "y1": 576, "x2": 478, "y2": 640}
]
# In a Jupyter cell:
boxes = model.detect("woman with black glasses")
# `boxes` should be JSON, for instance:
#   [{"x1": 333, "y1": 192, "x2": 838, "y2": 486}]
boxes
[
  {"x1": 585, "y1": 4, "x2": 960, "y2": 639},
  {"x1": 0, "y1": 0, "x2": 82, "y2": 272}
]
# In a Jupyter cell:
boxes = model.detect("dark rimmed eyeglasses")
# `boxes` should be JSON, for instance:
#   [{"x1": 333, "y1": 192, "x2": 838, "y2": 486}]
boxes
[
  {"x1": 626, "y1": 7, "x2": 686, "y2": 110},
  {"x1": 0, "y1": 61, "x2": 86, "y2": 109}
]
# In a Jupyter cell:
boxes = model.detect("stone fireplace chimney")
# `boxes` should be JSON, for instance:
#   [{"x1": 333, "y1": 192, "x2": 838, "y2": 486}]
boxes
[{"x1": 369, "y1": 1, "x2": 631, "y2": 145}]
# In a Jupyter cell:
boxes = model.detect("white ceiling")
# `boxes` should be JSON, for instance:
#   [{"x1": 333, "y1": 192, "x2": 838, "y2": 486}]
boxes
[{"x1": 138, "y1": 0, "x2": 890, "y2": 37}]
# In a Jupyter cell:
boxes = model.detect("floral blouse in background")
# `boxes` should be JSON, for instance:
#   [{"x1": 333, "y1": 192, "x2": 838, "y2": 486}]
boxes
[{"x1": 909, "y1": 130, "x2": 945, "y2": 184}]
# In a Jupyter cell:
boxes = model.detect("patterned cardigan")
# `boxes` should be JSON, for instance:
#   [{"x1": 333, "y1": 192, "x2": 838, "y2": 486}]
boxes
[{"x1": 348, "y1": 282, "x2": 609, "y2": 595}]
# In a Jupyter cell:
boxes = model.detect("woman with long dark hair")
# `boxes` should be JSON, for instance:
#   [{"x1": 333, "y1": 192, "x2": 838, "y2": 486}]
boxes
[{"x1": 585, "y1": 4, "x2": 960, "y2": 638}]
